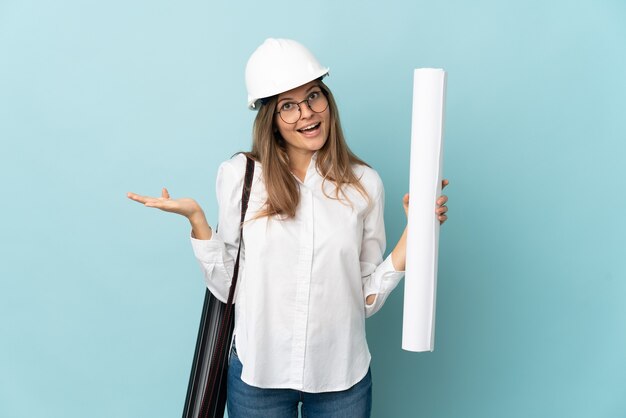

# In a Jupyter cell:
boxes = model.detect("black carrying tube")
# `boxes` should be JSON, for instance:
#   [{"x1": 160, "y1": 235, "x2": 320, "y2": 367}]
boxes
[
  {"x1": 182, "y1": 290, "x2": 225, "y2": 418},
  {"x1": 183, "y1": 155, "x2": 255, "y2": 418}
]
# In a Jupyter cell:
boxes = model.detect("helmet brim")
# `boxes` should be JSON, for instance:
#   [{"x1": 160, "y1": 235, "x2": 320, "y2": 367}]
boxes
[{"x1": 247, "y1": 70, "x2": 329, "y2": 110}]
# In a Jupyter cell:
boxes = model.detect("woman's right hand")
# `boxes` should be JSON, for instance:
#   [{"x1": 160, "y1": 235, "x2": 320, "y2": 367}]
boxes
[
  {"x1": 127, "y1": 188, "x2": 201, "y2": 219},
  {"x1": 127, "y1": 188, "x2": 212, "y2": 239}
]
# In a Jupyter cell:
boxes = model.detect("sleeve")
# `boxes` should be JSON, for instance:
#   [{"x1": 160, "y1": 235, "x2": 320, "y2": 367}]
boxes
[
  {"x1": 360, "y1": 172, "x2": 405, "y2": 318},
  {"x1": 189, "y1": 156, "x2": 245, "y2": 303}
]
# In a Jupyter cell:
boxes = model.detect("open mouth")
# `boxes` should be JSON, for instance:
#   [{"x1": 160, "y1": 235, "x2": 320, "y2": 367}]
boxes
[{"x1": 297, "y1": 122, "x2": 321, "y2": 134}]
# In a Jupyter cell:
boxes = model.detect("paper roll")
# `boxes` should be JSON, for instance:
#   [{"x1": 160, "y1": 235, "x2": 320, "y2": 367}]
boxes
[{"x1": 402, "y1": 68, "x2": 446, "y2": 352}]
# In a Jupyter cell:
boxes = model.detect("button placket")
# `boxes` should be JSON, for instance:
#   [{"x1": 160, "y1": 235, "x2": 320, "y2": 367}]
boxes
[{"x1": 288, "y1": 186, "x2": 314, "y2": 388}]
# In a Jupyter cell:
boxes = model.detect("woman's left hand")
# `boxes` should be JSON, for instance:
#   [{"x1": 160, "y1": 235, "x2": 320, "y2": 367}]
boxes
[{"x1": 402, "y1": 179, "x2": 449, "y2": 225}]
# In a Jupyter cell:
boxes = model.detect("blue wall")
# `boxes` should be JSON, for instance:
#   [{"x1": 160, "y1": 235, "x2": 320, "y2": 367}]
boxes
[{"x1": 1, "y1": 1, "x2": 625, "y2": 417}]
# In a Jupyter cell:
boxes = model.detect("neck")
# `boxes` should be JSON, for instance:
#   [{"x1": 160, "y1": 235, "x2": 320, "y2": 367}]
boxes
[{"x1": 287, "y1": 149, "x2": 315, "y2": 182}]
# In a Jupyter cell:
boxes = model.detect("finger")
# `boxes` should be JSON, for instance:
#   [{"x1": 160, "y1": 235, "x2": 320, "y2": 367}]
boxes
[
  {"x1": 442, "y1": 179, "x2": 449, "y2": 189},
  {"x1": 126, "y1": 192, "x2": 154, "y2": 204},
  {"x1": 438, "y1": 214, "x2": 448, "y2": 223},
  {"x1": 436, "y1": 195, "x2": 448, "y2": 205},
  {"x1": 162, "y1": 188, "x2": 170, "y2": 199},
  {"x1": 436, "y1": 206, "x2": 448, "y2": 215}
]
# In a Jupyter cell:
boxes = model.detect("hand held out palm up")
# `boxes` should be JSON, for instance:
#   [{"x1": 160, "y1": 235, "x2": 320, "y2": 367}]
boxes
[{"x1": 126, "y1": 188, "x2": 203, "y2": 220}]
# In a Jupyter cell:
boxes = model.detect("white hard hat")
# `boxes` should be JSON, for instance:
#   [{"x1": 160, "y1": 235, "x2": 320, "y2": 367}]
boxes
[{"x1": 245, "y1": 38, "x2": 329, "y2": 110}]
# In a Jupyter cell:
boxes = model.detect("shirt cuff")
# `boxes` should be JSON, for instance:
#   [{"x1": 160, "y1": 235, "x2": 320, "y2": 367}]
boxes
[
  {"x1": 190, "y1": 233, "x2": 228, "y2": 263},
  {"x1": 377, "y1": 255, "x2": 405, "y2": 292},
  {"x1": 364, "y1": 255, "x2": 405, "y2": 298}
]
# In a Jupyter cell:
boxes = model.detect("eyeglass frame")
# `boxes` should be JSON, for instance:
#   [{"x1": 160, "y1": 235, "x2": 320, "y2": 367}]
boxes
[{"x1": 274, "y1": 89, "x2": 329, "y2": 124}]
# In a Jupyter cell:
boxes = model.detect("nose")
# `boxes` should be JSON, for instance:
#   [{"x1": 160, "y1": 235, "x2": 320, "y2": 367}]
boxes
[{"x1": 298, "y1": 100, "x2": 314, "y2": 119}]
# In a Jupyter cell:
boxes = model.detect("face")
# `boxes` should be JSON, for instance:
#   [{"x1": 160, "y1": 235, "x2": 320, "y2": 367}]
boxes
[{"x1": 274, "y1": 81, "x2": 330, "y2": 161}]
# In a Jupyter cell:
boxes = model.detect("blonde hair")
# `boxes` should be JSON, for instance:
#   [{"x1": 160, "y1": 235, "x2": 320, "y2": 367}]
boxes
[{"x1": 244, "y1": 81, "x2": 370, "y2": 219}]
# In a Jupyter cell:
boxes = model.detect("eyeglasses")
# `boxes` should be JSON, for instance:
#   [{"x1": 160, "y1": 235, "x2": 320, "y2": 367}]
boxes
[{"x1": 275, "y1": 90, "x2": 329, "y2": 124}]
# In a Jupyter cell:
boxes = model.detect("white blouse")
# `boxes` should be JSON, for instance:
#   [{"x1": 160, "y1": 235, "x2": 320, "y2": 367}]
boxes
[{"x1": 190, "y1": 152, "x2": 404, "y2": 393}]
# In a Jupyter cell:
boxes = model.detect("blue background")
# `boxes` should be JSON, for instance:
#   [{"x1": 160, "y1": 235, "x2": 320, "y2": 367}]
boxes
[{"x1": 1, "y1": 1, "x2": 625, "y2": 417}]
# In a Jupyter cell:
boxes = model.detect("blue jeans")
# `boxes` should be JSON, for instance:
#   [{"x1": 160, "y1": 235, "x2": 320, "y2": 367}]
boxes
[{"x1": 227, "y1": 343, "x2": 372, "y2": 418}]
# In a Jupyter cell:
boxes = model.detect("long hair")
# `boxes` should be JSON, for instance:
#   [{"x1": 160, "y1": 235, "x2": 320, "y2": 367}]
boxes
[{"x1": 245, "y1": 80, "x2": 370, "y2": 219}]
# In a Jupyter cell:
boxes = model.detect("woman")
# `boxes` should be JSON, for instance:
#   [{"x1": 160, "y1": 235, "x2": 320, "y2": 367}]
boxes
[{"x1": 127, "y1": 38, "x2": 449, "y2": 418}]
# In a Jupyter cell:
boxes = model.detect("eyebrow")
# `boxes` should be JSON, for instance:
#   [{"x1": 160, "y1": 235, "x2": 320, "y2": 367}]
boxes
[{"x1": 277, "y1": 85, "x2": 321, "y2": 104}]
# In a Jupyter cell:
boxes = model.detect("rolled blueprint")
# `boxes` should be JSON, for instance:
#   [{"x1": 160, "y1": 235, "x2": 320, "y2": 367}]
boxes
[{"x1": 402, "y1": 68, "x2": 446, "y2": 352}]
